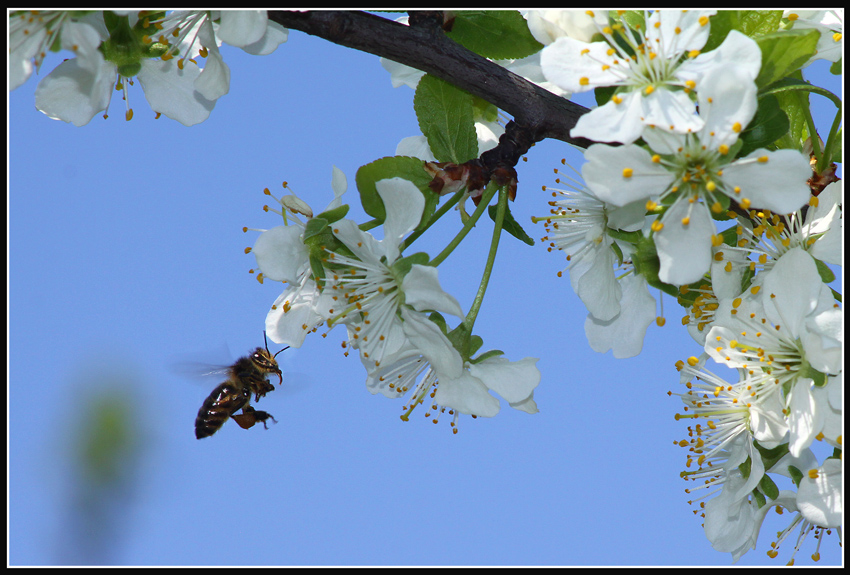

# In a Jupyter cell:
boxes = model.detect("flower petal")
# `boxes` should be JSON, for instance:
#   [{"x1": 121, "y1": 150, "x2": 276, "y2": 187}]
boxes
[
  {"x1": 721, "y1": 149, "x2": 811, "y2": 214},
  {"x1": 35, "y1": 57, "x2": 114, "y2": 127},
  {"x1": 217, "y1": 10, "x2": 268, "y2": 47},
  {"x1": 583, "y1": 143, "x2": 674, "y2": 206},
  {"x1": 655, "y1": 200, "x2": 715, "y2": 286},
  {"x1": 584, "y1": 274, "x2": 656, "y2": 358},
  {"x1": 400, "y1": 308, "x2": 463, "y2": 379},
  {"x1": 571, "y1": 91, "x2": 648, "y2": 144},
  {"x1": 138, "y1": 59, "x2": 216, "y2": 126},
  {"x1": 253, "y1": 225, "x2": 308, "y2": 283},
  {"x1": 797, "y1": 459, "x2": 843, "y2": 527},
  {"x1": 402, "y1": 265, "x2": 464, "y2": 318},
  {"x1": 434, "y1": 371, "x2": 501, "y2": 417},
  {"x1": 467, "y1": 356, "x2": 541, "y2": 405},
  {"x1": 376, "y1": 177, "x2": 424, "y2": 261}
]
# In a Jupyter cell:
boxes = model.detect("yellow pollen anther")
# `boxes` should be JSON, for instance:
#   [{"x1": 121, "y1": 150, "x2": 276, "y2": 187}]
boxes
[
  {"x1": 732, "y1": 122, "x2": 742, "y2": 133},
  {"x1": 622, "y1": 168, "x2": 633, "y2": 178}
]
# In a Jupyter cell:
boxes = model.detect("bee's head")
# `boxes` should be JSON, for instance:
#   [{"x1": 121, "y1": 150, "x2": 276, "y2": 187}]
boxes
[{"x1": 261, "y1": 331, "x2": 288, "y2": 384}]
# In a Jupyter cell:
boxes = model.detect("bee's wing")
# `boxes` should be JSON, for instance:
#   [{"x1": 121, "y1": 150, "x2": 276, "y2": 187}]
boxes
[
  {"x1": 172, "y1": 361, "x2": 233, "y2": 382},
  {"x1": 171, "y1": 342, "x2": 235, "y2": 381}
]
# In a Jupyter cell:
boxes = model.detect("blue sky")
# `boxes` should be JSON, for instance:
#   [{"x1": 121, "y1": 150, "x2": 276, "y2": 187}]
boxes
[{"x1": 9, "y1": 15, "x2": 843, "y2": 566}]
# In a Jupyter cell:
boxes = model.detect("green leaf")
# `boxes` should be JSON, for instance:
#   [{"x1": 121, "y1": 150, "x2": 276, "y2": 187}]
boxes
[
  {"x1": 756, "y1": 29, "x2": 820, "y2": 88},
  {"x1": 302, "y1": 219, "x2": 340, "y2": 262},
  {"x1": 427, "y1": 311, "x2": 449, "y2": 334},
  {"x1": 391, "y1": 252, "x2": 430, "y2": 277},
  {"x1": 758, "y1": 474, "x2": 780, "y2": 500},
  {"x1": 788, "y1": 465, "x2": 804, "y2": 488},
  {"x1": 704, "y1": 11, "x2": 782, "y2": 53},
  {"x1": 448, "y1": 10, "x2": 543, "y2": 60},
  {"x1": 315, "y1": 204, "x2": 349, "y2": 225},
  {"x1": 737, "y1": 10, "x2": 783, "y2": 36},
  {"x1": 488, "y1": 202, "x2": 534, "y2": 246},
  {"x1": 595, "y1": 85, "x2": 617, "y2": 107},
  {"x1": 753, "y1": 440, "x2": 790, "y2": 472},
  {"x1": 413, "y1": 74, "x2": 478, "y2": 163},
  {"x1": 303, "y1": 217, "x2": 329, "y2": 241},
  {"x1": 633, "y1": 236, "x2": 681, "y2": 298},
  {"x1": 447, "y1": 322, "x2": 472, "y2": 357},
  {"x1": 702, "y1": 11, "x2": 735, "y2": 52},
  {"x1": 355, "y1": 156, "x2": 437, "y2": 224},
  {"x1": 814, "y1": 257, "x2": 837, "y2": 284},
  {"x1": 618, "y1": 11, "x2": 646, "y2": 35},
  {"x1": 467, "y1": 335, "x2": 485, "y2": 357},
  {"x1": 829, "y1": 127, "x2": 842, "y2": 163},
  {"x1": 830, "y1": 58, "x2": 842, "y2": 75},
  {"x1": 770, "y1": 73, "x2": 810, "y2": 150},
  {"x1": 470, "y1": 349, "x2": 505, "y2": 364},
  {"x1": 472, "y1": 95, "x2": 499, "y2": 124},
  {"x1": 739, "y1": 455, "x2": 753, "y2": 480},
  {"x1": 738, "y1": 94, "x2": 790, "y2": 155},
  {"x1": 308, "y1": 251, "x2": 327, "y2": 284}
]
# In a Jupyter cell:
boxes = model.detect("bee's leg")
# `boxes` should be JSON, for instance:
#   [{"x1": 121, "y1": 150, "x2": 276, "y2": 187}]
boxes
[
  {"x1": 231, "y1": 406, "x2": 277, "y2": 430},
  {"x1": 253, "y1": 410, "x2": 278, "y2": 430}
]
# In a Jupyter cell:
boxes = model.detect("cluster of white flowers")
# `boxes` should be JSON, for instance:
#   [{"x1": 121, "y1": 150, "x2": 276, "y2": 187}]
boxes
[
  {"x1": 9, "y1": 10, "x2": 287, "y2": 126},
  {"x1": 533, "y1": 9, "x2": 842, "y2": 563},
  {"x1": 250, "y1": 168, "x2": 540, "y2": 433}
]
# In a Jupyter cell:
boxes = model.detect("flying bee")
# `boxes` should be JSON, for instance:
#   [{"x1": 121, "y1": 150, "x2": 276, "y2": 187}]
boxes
[{"x1": 194, "y1": 333, "x2": 289, "y2": 439}]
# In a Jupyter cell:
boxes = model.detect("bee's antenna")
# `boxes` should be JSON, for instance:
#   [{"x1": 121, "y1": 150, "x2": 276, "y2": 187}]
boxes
[{"x1": 265, "y1": 331, "x2": 289, "y2": 358}]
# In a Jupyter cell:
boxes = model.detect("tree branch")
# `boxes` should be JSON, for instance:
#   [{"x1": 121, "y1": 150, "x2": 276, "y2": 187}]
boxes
[{"x1": 267, "y1": 10, "x2": 594, "y2": 149}]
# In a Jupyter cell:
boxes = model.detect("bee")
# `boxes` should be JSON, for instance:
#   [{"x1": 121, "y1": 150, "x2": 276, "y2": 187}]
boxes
[{"x1": 194, "y1": 333, "x2": 289, "y2": 439}]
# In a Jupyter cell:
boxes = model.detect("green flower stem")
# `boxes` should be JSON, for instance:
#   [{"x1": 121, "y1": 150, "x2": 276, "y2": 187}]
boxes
[
  {"x1": 819, "y1": 104, "x2": 842, "y2": 173},
  {"x1": 429, "y1": 182, "x2": 499, "y2": 268},
  {"x1": 800, "y1": 95, "x2": 823, "y2": 159},
  {"x1": 399, "y1": 189, "x2": 464, "y2": 253},
  {"x1": 463, "y1": 184, "x2": 508, "y2": 332}
]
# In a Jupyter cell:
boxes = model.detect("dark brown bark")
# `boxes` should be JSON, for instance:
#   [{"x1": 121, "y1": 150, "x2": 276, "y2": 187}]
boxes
[{"x1": 266, "y1": 10, "x2": 593, "y2": 150}]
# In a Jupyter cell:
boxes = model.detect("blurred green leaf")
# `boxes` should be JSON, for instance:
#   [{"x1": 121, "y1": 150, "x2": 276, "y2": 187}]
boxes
[{"x1": 448, "y1": 10, "x2": 543, "y2": 60}]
